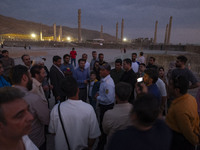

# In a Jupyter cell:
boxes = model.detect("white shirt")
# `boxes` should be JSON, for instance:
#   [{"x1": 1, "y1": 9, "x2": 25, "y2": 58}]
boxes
[
  {"x1": 131, "y1": 62, "x2": 139, "y2": 73},
  {"x1": 49, "y1": 99, "x2": 101, "y2": 150},
  {"x1": 138, "y1": 56, "x2": 145, "y2": 64},
  {"x1": 23, "y1": 135, "x2": 39, "y2": 150},
  {"x1": 156, "y1": 78, "x2": 167, "y2": 97},
  {"x1": 84, "y1": 61, "x2": 90, "y2": 70},
  {"x1": 31, "y1": 78, "x2": 47, "y2": 102}
]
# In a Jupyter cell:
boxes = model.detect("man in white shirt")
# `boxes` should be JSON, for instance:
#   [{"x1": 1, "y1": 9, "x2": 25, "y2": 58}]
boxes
[
  {"x1": 0, "y1": 87, "x2": 38, "y2": 150},
  {"x1": 49, "y1": 76, "x2": 101, "y2": 150},
  {"x1": 131, "y1": 53, "x2": 139, "y2": 73}
]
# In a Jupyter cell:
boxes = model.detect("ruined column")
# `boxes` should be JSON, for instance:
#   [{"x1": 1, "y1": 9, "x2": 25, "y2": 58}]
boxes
[
  {"x1": 121, "y1": 18, "x2": 124, "y2": 42},
  {"x1": 78, "y1": 9, "x2": 81, "y2": 43},
  {"x1": 53, "y1": 23, "x2": 56, "y2": 41},
  {"x1": 59, "y1": 25, "x2": 62, "y2": 42},
  {"x1": 153, "y1": 20, "x2": 158, "y2": 44},
  {"x1": 167, "y1": 16, "x2": 172, "y2": 44},
  {"x1": 40, "y1": 23, "x2": 43, "y2": 41},
  {"x1": 100, "y1": 25, "x2": 103, "y2": 39},
  {"x1": 164, "y1": 24, "x2": 168, "y2": 45},
  {"x1": 116, "y1": 22, "x2": 118, "y2": 43}
]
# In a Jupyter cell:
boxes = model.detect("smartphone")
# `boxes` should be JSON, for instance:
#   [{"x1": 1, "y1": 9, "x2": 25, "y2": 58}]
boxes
[
  {"x1": 137, "y1": 77, "x2": 143, "y2": 83},
  {"x1": 137, "y1": 77, "x2": 143, "y2": 91}
]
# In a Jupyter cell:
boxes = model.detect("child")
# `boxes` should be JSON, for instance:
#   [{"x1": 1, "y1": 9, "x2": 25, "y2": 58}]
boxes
[{"x1": 88, "y1": 71, "x2": 100, "y2": 111}]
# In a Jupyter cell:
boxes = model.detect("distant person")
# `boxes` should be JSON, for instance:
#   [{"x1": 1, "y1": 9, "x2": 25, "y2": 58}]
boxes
[
  {"x1": 166, "y1": 76, "x2": 199, "y2": 150},
  {"x1": 123, "y1": 48, "x2": 126, "y2": 53},
  {"x1": 0, "y1": 87, "x2": 38, "y2": 150},
  {"x1": 93, "y1": 61, "x2": 101, "y2": 81},
  {"x1": 60, "y1": 54, "x2": 74, "y2": 77},
  {"x1": 103, "y1": 82, "x2": 133, "y2": 142},
  {"x1": 12, "y1": 65, "x2": 50, "y2": 149},
  {"x1": 107, "y1": 93, "x2": 172, "y2": 150},
  {"x1": 73, "y1": 58, "x2": 90, "y2": 102},
  {"x1": 29, "y1": 45, "x2": 31, "y2": 49},
  {"x1": 0, "y1": 50, "x2": 15, "y2": 82},
  {"x1": 110, "y1": 59, "x2": 124, "y2": 85},
  {"x1": 138, "y1": 51, "x2": 146, "y2": 64},
  {"x1": 70, "y1": 47, "x2": 77, "y2": 67},
  {"x1": 50, "y1": 56, "x2": 65, "y2": 103},
  {"x1": 120, "y1": 58, "x2": 137, "y2": 104},
  {"x1": 24, "y1": 44, "x2": 27, "y2": 49},
  {"x1": 0, "y1": 43, "x2": 3, "y2": 48},
  {"x1": 90, "y1": 51, "x2": 98, "y2": 70},
  {"x1": 131, "y1": 53, "x2": 139, "y2": 73},
  {"x1": 146, "y1": 56, "x2": 158, "y2": 70},
  {"x1": 0, "y1": 60, "x2": 11, "y2": 88},
  {"x1": 82, "y1": 53, "x2": 90, "y2": 70},
  {"x1": 49, "y1": 77, "x2": 101, "y2": 150},
  {"x1": 171, "y1": 55, "x2": 199, "y2": 89},
  {"x1": 88, "y1": 71, "x2": 100, "y2": 111},
  {"x1": 98, "y1": 53, "x2": 106, "y2": 66},
  {"x1": 21, "y1": 54, "x2": 32, "y2": 69}
]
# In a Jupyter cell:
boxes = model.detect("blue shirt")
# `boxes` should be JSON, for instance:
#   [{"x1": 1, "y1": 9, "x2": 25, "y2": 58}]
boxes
[
  {"x1": 73, "y1": 67, "x2": 90, "y2": 88},
  {"x1": 60, "y1": 63, "x2": 74, "y2": 73},
  {"x1": 148, "y1": 84, "x2": 161, "y2": 103},
  {"x1": 0, "y1": 76, "x2": 11, "y2": 88},
  {"x1": 97, "y1": 75, "x2": 115, "y2": 105}
]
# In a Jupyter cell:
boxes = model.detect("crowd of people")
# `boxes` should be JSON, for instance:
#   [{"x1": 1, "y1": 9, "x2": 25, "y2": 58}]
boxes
[{"x1": 0, "y1": 47, "x2": 200, "y2": 150}]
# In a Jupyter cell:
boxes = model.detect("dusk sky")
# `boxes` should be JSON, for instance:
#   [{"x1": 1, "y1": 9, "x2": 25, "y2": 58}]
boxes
[{"x1": 1, "y1": 0, "x2": 200, "y2": 44}]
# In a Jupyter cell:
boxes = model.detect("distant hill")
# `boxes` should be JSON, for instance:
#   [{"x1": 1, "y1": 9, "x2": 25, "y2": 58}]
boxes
[{"x1": 0, "y1": 14, "x2": 115, "y2": 41}]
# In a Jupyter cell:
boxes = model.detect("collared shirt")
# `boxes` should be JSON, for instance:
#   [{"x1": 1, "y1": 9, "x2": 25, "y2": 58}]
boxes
[
  {"x1": 97, "y1": 75, "x2": 115, "y2": 105},
  {"x1": 60, "y1": 63, "x2": 74, "y2": 73},
  {"x1": 49, "y1": 99, "x2": 101, "y2": 150},
  {"x1": 102, "y1": 103, "x2": 133, "y2": 141},
  {"x1": 73, "y1": 67, "x2": 90, "y2": 88},
  {"x1": 166, "y1": 93, "x2": 199, "y2": 145},
  {"x1": 14, "y1": 85, "x2": 50, "y2": 147},
  {"x1": 31, "y1": 78, "x2": 47, "y2": 102}
]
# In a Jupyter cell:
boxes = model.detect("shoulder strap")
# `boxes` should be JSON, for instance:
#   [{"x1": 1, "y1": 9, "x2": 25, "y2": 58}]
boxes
[{"x1": 58, "y1": 103, "x2": 71, "y2": 150}]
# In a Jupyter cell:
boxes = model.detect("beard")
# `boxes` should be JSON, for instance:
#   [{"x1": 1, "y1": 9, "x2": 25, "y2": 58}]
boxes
[{"x1": 26, "y1": 78, "x2": 33, "y2": 91}]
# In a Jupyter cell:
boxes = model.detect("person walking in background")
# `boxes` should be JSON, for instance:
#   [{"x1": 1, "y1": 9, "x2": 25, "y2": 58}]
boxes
[
  {"x1": 138, "y1": 51, "x2": 145, "y2": 64},
  {"x1": 70, "y1": 47, "x2": 77, "y2": 67}
]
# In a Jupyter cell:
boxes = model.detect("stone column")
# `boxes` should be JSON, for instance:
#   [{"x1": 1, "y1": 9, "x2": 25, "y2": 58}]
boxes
[
  {"x1": 78, "y1": 9, "x2": 81, "y2": 43},
  {"x1": 40, "y1": 23, "x2": 43, "y2": 41},
  {"x1": 153, "y1": 20, "x2": 158, "y2": 44},
  {"x1": 100, "y1": 25, "x2": 103, "y2": 39},
  {"x1": 59, "y1": 25, "x2": 62, "y2": 42},
  {"x1": 121, "y1": 18, "x2": 124, "y2": 42},
  {"x1": 164, "y1": 24, "x2": 168, "y2": 45},
  {"x1": 53, "y1": 23, "x2": 56, "y2": 41},
  {"x1": 116, "y1": 22, "x2": 118, "y2": 43},
  {"x1": 167, "y1": 16, "x2": 172, "y2": 44}
]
